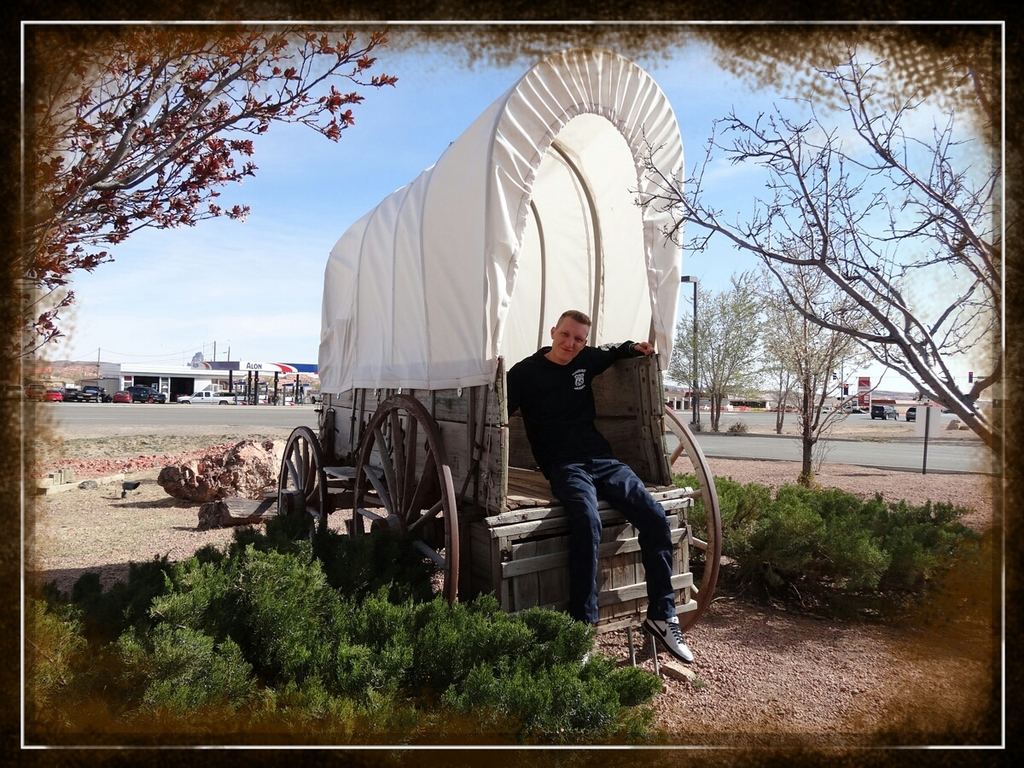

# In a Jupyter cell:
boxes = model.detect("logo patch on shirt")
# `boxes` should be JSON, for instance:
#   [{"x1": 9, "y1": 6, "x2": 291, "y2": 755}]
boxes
[{"x1": 572, "y1": 368, "x2": 586, "y2": 390}]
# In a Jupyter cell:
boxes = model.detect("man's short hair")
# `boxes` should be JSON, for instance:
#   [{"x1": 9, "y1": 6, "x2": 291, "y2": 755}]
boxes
[{"x1": 557, "y1": 309, "x2": 592, "y2": 327}]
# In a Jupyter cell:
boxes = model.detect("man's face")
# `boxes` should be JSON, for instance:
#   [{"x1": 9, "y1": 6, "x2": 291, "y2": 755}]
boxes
[{"x1": 546, "y1": 316, "x2": 590, "y2": 365}]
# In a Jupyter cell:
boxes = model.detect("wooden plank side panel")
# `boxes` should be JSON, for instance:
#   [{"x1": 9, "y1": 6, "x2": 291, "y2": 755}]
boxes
[
  {"x1": 329, "y1": 405, "x2": 357, "y2": 462},
  {"x1": 591, "y1": 358, "x2": 642, "y2": 417},
  {"x1": 590, "y1": 356, "x2": 672, "y2": 487},
  {"x1": 535, "y1": 535, "x2": 570, "y2": 607},
  {"x1": 592, "y1": 418, "x2": 653, "y2": 478},
  {"x1": 507, "y1": 415, "x2": 537, "y2": 470},
  {"x1": 480, "y1": 425, "x2": 508, "y2": 514},
  {"x1": 639, "y1": 358, "x2": 673, "y2": 486},
  {"x1": 511, "y1": 539, "x2": 540, "y2": 612},
  {"x1": 598, "y1": 521, "x2": 642, "y2": 625}
]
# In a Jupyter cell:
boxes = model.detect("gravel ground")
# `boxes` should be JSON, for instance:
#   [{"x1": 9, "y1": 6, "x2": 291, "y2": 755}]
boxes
[{"x1": 25, "y1": 422, "x2": 1001, "y2": 746}]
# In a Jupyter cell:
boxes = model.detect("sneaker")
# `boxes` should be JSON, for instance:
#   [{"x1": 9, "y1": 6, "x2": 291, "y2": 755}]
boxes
[{"x1": 643, "y1": 616, "x2": 694, "y2": 664}]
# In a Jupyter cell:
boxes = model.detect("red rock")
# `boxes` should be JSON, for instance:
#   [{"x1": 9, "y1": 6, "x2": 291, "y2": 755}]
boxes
[{"x1": 157, "y1": 439, "x2": 284, "y2": 502}]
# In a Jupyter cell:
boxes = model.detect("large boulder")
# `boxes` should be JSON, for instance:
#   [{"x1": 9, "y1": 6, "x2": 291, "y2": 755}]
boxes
[{"x1": 158, "y1": 439, "x2": 284, "y2": 502}]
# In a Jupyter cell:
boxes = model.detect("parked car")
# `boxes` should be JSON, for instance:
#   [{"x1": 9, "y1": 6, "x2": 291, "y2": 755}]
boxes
[
  {"x1": 112, "y1": 390, "x2": 132, "y2": 403},
  {"x1": 76, "y1": 385, "x2": 109, "y2": 403},
  {"x1": 905, "y1": 407, "x2": 917, "y2": 422},
  {"x1": 126, "y1": 385, "x2": 166, "y2": 403},
  {"x1": 43, "y1": 388, "x2": 63, "y2": 402},
  {"x1": 26, "y1": 383, "x2": 47, "y2": 400},
  {"x1": 870, "y1": 404, "x2": 899, "y2": 420},
  {"x1": 61, "y1": 387, "x2": 84, "y2": 402},
  {"x1": 178, "y1": 391, "x2": 238, "y2": 405}
]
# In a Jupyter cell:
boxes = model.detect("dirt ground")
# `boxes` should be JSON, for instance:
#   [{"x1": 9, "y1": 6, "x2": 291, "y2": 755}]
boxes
[{"x1": 25, "y1": 419, "x2": 1002, "y2": 746}]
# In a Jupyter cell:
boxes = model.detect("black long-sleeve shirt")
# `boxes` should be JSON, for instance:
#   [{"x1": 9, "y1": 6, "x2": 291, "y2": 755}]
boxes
[{"x1": 506, "y1": 341, "x2": 640, "y2": 475}]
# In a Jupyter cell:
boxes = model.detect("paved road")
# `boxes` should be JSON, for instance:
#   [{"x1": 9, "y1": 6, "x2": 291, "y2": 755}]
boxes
[
  {"x1": 46, "y1": 402, "x2": 994, "y2": 474},
  {"x1": 674, "y1": 410, "x2": 995, "y2": 474},
  {"x1": 686, "y1": 432, "x2": 995, "y2": 475},
  {"x1": 45, "y1": 402, "x2": 319, "y2": 431},
  {"x1": 691, "y1": 409, "x2": 962, "y2": 432}
]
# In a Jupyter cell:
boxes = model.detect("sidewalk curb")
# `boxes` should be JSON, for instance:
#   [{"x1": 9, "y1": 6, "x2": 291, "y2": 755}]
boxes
[
  {"x1": 693, "y1": 432, "x2": 981, "y2": 445},
  {"x1": 36, "y1": 473, "x2": 126, "y2": 495}
]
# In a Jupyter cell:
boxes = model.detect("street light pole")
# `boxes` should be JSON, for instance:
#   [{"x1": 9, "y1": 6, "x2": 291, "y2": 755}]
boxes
[{"x1": 681, "y1": 275, "x2": 699, "y2": 426}]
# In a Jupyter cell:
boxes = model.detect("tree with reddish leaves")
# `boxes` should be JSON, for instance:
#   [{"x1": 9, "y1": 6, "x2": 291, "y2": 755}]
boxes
[{"x1": 21, "y1": 25, "x2": 397, "y2": 354}]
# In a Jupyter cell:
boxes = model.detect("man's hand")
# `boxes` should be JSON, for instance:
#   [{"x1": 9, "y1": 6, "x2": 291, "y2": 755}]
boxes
[{"x1": 632, "y1": 342, "x2": 655, "y2": 356}]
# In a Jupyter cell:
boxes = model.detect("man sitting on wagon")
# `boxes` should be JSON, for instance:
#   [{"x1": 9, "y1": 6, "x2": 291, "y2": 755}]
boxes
[{"x1": 506, "y1": 309, "x2": 693, "y2": 664}]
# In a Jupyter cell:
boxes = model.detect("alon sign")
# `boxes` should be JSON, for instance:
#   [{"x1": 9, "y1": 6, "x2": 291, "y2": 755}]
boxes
[{"x1": 239, "y1": 361, "x2": 299, "y2": 373}]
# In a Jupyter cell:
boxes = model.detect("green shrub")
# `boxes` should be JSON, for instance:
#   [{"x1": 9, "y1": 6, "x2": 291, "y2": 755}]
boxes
[
  {"x1": 64, "y1": 555, "x2": 175, "y2": 641},
  {"x1": 732, "y1": 491, "x2": 826, "y2": 589},
  {"x1": 314, "y1": 525, "x2": 437, "y2": 604},
  {"x1": 116, "y1": 624, "x2": 255, "y2": 713},
  {"x1": 30, "y1": 516, "x2": 662, "y2": 744},
  {"x1": 409, "y1": 594, "x2": 535, "y2": 691},
  {"x1": 25, "y1": 598, "x2": 89, "y2": 724},
  {"x1": 234, "y1": 545, "x2": 345, "y2": 684},
  {"x1": 673, "y1": 472, "x2": 979, "y2": 614},
  {"x1": 151, "y1": 557, "x2": 241, "y2": 642}
]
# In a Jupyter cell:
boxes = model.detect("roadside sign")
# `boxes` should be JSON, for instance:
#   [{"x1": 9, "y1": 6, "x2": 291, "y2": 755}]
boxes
[{"x1": 914, "y1": 406, "x2": 942, "y2": 437}]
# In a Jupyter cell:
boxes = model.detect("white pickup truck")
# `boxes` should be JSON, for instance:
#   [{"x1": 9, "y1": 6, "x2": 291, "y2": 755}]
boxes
[{"x1": 178, "y1": 391, "x2": 238, "y2": 405}]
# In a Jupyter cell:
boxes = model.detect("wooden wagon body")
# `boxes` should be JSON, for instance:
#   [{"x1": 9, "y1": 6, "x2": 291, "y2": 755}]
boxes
[
  {"x1": 285, "y1": 353, "x2": 719, "y2": 634},
  {"x1": 279, "y1": 48, "x2": 721, "y2": 636}
]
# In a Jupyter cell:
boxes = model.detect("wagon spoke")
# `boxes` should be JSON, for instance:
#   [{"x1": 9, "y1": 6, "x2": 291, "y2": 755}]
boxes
[
  {"x1": 373, "y1": 425, "x2": 400, "y2": 512},
  {"x1": 411, "y1": 539, "x2": 447, "y2": 568},
  {"x1": 365, "y1": 462, "x2": 396, "y2": 519},
  {"x1": 390, "y1": 410, "x2": 406, "y2": 512},
  {"x1": 669, "y1": 444, "x2": 685, "y2": 465},
  {"x1": 407, "y1": 450, "x2": 438, "y2": 519},
  {"x1": 405, "y1": 498, "x2": 443, "y2": 535},
  {"x1": 284, "y1": 456, "x2": 302, "y2": 489},
  {"x1": 401, "y1": 417, "x2": 418, "y2": 518},
  {"x1": 303, "y1": 444, "x2": 318, "y2": 502}
]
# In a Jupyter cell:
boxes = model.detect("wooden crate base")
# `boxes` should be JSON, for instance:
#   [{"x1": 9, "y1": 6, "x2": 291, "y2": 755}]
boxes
[{"x1": 469, "y1": 484, "x2": 697, "y2": 632}]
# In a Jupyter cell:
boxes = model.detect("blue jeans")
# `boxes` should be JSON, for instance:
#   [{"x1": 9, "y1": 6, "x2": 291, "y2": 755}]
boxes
[{"x1": 547, "y1": 458, "x2": 676, "y2": 625}]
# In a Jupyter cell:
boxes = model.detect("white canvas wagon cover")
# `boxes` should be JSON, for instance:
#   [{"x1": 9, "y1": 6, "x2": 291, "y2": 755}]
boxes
[{"x1": 319, "y1": 48, "x2": 684, "y2": 394}]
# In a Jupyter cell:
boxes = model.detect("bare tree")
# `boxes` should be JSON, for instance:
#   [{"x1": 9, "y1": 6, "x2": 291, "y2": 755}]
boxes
[
  {"x1": 642, "y1": 45, "x2": 1000, "y2": 450},
  {"x1": 761, "y1": 267, "x2": 868, "y2": 484},
  {"x1": 761, "y1": 323, "x2": 798, "y2": 435},
  {"x1": 669, "y1": 273, "x2": 762, "y2": 432}
]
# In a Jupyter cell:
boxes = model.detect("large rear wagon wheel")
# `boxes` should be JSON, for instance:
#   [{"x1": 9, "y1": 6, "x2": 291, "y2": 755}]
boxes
[
  {"x1": 278, "y1": 426, "x2": 330, "y2": 537},
  {"x1": 664, "y1": 408, "x2": 722, "y2": 633},
  {"x1": 352, "y1": 394, "x2": 460, "y2": 603}
]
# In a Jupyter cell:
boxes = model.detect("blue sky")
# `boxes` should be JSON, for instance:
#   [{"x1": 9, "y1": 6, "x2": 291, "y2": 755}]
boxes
[{"x1": 46, "y1": 31, "x2": 983, "y2": 394}]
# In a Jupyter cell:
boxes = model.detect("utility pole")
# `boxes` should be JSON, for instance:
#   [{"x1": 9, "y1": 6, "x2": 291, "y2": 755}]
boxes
[{"x1": 680, "y1": 276, "x2": 700, "y2": 426}]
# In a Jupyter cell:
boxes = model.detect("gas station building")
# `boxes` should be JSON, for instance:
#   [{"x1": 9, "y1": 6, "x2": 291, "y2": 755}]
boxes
[{"x1": 96, "y1": 360, "x2": 318, "y2": 404}]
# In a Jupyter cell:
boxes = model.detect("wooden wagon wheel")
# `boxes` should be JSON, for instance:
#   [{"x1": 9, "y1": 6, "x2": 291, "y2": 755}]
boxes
[
  {"x1": 663, "y1": 407, "x2": 722, "y2": 632},
  {"x1": 352, "y1": 394, "x2": 460, "y2": 603},
  {"x1": 278, "y1": 426, "x2": 330, "y2": 536}
]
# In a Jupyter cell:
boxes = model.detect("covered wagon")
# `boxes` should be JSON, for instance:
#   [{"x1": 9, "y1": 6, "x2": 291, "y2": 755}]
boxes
[{"x1": 278, "y1": 47, "x2": 721, "y2": 643}]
